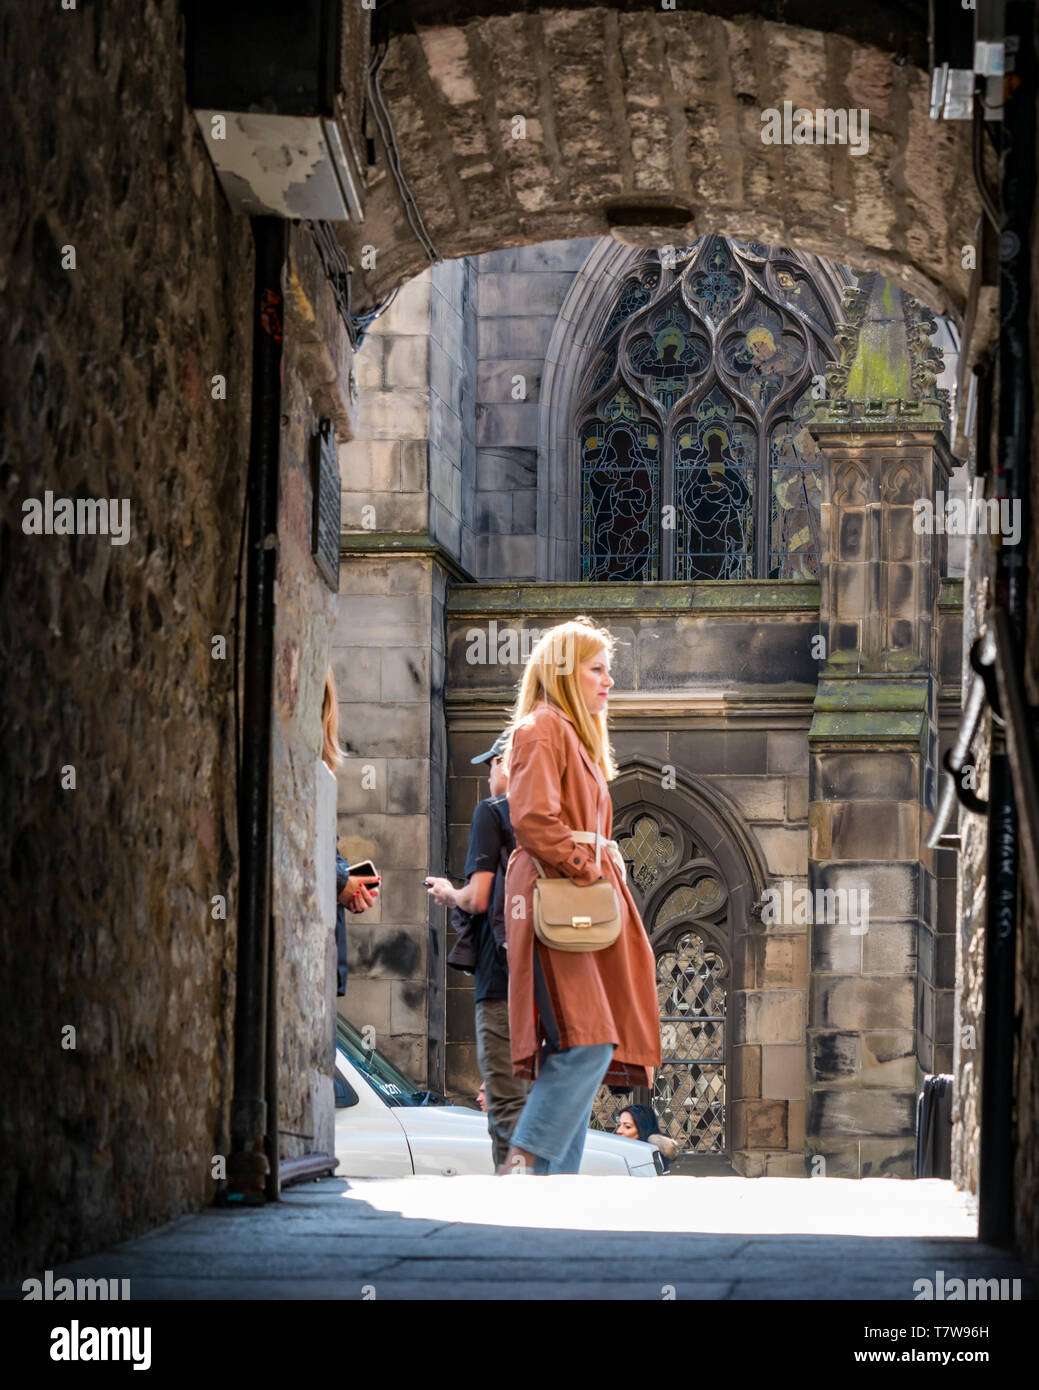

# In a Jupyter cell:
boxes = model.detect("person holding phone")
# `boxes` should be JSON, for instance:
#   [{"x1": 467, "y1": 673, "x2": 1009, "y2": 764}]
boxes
[
  {"x1": 322, "y1": 670, "x2": 381, "y2": 998},
  {"x1": 425, "y1": 734, "x2": 527, "y2": 1168},
  {"x1": 339, "y1": 859, "x2": 381, "y2": 914}
]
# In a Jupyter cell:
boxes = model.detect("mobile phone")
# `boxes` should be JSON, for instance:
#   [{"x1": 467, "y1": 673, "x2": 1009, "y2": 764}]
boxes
[{"x1": 348, "y1": 860, "x2": 379, "y2": 880}]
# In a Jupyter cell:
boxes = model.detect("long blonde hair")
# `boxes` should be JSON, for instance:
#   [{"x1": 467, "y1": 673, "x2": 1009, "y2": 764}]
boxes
[
  {"x1": 322, "y1": 667, "x2": 343, "y2": 770},
  {"x1": 504, "y1": 617, "x2": 617, "y2": 780}
]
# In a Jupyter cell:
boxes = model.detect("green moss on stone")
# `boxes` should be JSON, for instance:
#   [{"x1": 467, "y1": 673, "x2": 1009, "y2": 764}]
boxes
[
  {"x1": 808, "y1": 710, "x2": 927, "y2": 744},
  {"x1": 814, "y1": 679, "x2": 929, "y2": 711},
  {"x1": 446, "y1": 580, "x2": 820, "y2": 616}
]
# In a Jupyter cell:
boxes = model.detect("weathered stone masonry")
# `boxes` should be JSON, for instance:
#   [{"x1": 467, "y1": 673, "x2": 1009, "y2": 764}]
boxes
[
  {"x1": 0, "y1": 0, "x2": 251, "y2": 1276},
  {"x1": 1, "y1": 0, "x2": 355, "y2": 1276}
]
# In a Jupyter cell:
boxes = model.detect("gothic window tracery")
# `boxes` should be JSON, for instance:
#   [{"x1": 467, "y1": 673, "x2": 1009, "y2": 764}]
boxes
[{"x1": 577, "y1": 236, "x2": 842, "y2": 582}]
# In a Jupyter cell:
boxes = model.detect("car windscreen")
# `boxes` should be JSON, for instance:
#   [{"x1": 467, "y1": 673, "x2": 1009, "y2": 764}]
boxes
[{"x1": 336, "y1": 1018, "x2": 425, "y2": 1108}]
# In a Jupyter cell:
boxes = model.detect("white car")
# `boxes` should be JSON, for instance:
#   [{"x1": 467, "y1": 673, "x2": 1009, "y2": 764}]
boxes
[{"x1": 334, "y1": 1018, "x2": 663, "y2": 1177}]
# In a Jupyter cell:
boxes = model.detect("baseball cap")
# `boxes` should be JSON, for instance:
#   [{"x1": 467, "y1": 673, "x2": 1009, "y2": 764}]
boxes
[{"x1": 470, "y1": 733, "x2": 508, "y2": 765}]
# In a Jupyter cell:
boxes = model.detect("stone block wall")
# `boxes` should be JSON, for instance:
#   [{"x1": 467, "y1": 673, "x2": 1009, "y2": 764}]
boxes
[
  {"x1": 431, "y1": 257, "x2": 478, "y2": 570},
  {"x1": 330, "y1": 555, "x2": 446, "y2": 1087},
  {"x1": 344, "y1": 273, "x2": 433, "y2": 536},
  {"x1": 472, "y1": 240, "x2": 595, "y2": 579},
  {"x1": 333, "y1": 253, "x2": 477, "y2": 1090}
]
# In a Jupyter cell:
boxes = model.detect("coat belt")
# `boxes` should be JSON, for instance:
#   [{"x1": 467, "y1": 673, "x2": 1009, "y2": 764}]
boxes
[{"x1": 571, "y1": 830, "x2": 627, "y2": 883}]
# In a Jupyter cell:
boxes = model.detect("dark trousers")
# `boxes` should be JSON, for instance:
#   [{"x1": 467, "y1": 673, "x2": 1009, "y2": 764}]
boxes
[{"x1": 474, "y1": 997, "x2": 529, "y2": 1168}]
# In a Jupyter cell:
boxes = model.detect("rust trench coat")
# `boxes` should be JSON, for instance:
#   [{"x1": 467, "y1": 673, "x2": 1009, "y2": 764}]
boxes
[{"x1": 505, "y1": 700, "x2": 661, "y2": 1086}]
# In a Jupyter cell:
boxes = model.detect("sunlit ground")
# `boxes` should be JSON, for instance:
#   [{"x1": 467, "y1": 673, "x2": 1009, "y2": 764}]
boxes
[{"x1": 338, "y1": 1175, "x2": 978, "y2": 1238}]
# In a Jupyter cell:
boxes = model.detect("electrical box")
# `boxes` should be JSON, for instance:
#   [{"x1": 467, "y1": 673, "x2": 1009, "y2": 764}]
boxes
[
  {"x1": 929, "y1": 0, "x2": 1005, "y2": 121},
  {"x1": 183, "y1": 0, "x2": 366, "y2": 220}
]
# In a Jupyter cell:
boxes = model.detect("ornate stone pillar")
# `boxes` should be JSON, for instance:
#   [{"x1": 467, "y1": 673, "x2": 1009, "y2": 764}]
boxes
[{"x1": 806, "y1": 275, "x2": 953, "y2": 1176}]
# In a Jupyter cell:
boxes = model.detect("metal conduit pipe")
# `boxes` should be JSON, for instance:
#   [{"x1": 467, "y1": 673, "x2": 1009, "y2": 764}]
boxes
[
  {"x1": 927, "y1": 665, "x2": 991, "y2": 850},
  {"x1": 978, "y1": 0, "x2": 1034, "y2": 1249},
  {"x1": 226, "y1": 216, "x2": 287, "y2": 1202}
]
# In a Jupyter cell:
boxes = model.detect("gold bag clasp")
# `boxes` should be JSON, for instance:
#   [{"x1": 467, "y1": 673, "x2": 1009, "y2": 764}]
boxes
[{"x1": 571, "y1": 916, "x2": 592, "y2": 929}]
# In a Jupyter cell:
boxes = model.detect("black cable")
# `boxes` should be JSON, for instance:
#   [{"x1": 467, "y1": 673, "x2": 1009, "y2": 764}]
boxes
[
  {"x1": 367, "y1": 36, "x2": 439, "y2": 264},
  {"x1": 972, "y1": 88, "x2": 1004, "y2": 233}
]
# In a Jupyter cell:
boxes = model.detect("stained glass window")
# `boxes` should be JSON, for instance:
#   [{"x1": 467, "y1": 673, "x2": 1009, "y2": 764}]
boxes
[
  {"x1": 577, "y1": 236, "x2": 843, "y2": 581},
  {"x1": 580, "y1": 389, "x2": 661, "y2": 581}
]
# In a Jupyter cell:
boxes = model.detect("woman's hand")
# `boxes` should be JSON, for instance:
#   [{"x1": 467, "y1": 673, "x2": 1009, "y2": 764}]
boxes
[
  {"x1": 424, "y1": 876, "x2": 457, "y2": 908},
  {"x1": 340, "y1": 875, "x2": 380, "y2": 913}
]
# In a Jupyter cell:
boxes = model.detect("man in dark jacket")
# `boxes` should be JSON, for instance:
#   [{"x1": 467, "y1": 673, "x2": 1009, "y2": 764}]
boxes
[{"x1": 426, "y1": 734, "x2": 528, "y2": 1167}]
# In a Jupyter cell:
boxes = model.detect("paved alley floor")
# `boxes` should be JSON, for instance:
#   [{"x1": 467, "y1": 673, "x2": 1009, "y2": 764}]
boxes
[{"x1": 42, "y1": 1176, "x2": 1037, "y2": 1300}]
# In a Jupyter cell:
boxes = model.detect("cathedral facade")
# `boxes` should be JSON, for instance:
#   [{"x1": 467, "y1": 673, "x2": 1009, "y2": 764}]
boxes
[{"x1": 333, "y1": 234, "x2": 965, "y2": 1178}]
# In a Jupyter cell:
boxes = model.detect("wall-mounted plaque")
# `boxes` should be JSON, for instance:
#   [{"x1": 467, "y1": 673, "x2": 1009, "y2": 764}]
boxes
[{"x1": 311, "y1": 418, "x2": 340, "y2": 591}]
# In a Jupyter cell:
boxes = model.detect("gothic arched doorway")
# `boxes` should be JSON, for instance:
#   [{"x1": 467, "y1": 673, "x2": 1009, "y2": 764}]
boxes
[{"x1": 589, "y1": 765, "x2": 765, "y2": 1158}]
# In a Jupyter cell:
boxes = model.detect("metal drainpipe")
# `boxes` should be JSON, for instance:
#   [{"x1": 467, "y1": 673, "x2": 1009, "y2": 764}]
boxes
[
  {"x1": 227, "y1": 216, "x2": 287, "y2": 1202},
  {"x1": 978, "y1": 0, "x2": 1034, "y2": 1248}
]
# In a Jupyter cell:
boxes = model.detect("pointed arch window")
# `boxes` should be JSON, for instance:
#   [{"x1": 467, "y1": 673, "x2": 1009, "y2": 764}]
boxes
[{"x1": 577, "y1": 238, "x2": 843, "y2": 582}]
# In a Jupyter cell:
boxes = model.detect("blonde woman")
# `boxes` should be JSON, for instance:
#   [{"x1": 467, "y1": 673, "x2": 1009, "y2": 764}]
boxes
[{"x1": 499, "y1": 618, "x2": 660, "y2": 1174}]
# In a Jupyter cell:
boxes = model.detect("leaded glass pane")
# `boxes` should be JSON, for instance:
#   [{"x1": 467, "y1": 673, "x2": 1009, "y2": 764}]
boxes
[
  {"x1": 686, "y1": 238, "x2": 744, "y2": 323},
  {"x1": 673, "y1": 390, "x2": 755, "y2": 581},
  {"x1": 771, "y1": 260, "x2": 834, "y2": 335},
  {"x1": 617, "y1": 814, "x2": 677, "y2": 891},
  {"x1": 580, "y1": 390, "x2": 660, "y2": 581},
  {"x1": 769, "y1": 391, "x2": 823, "y2": 579},
  {"x1": 589, "y1": 348, "x2": 616, "y2": 393},
  {"x1": 655, "y1": 878, "x2": 725, "y2": 932},
  {"x1": 655, "y1": 932, "x2": 727, "y2": 1153},
  {"x1": 721, "y1": 301, "x2": 805, "y2": 413},
  {"x1": 603, "y1": 264, "x2": 661, "y2": 336},
  {"x1": 628, "y1": 302, "x2": 709, "y2": 413}
]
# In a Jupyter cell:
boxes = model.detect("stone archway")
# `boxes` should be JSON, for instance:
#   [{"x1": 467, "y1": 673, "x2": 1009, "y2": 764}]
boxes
[{"x1": 345, "y1": 3, "x2": 974, "y2": 321}]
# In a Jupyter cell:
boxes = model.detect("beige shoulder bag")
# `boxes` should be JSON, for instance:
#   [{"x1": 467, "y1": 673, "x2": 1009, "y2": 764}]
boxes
[{"x1": 530, "y1": 783, "x2": 623, "y2": 953}]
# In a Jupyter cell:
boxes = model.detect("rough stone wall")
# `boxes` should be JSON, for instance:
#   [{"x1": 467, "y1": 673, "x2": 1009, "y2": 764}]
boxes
[
  {"x1": 0, "y1": 0, "x2": 251, "y2": 1276},
  {"x1": 270, "y1": 228, "x2": 358, "y2": 1162},
  {"x1": 349, "y1": 6, "x2": 973, "y2": 321},
  {"x1": 950, "y1": 439, "x2": 996, "y2": 1200},
  {"x1": 1018, "y1": 137, "x2": 1039, "y2": 1256}
]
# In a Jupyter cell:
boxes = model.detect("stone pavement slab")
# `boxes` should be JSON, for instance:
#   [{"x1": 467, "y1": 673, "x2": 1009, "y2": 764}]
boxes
[{"x1": 24, "y1": 1175, "x2": 1038, "y2": 1301}]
